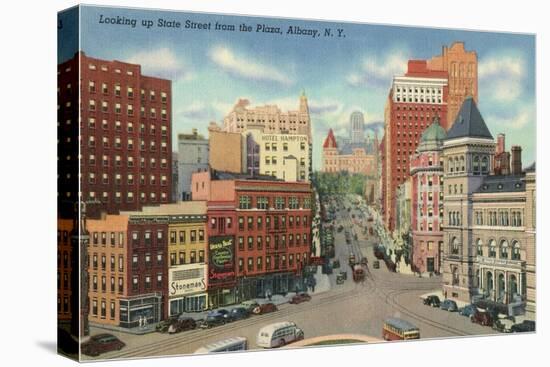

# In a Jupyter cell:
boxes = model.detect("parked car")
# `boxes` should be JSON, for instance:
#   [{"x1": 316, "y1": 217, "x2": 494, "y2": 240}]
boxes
[
  {"x1": 492, "y1": 316, "x2": 516, "y2": 333},
  {"x1": 227, "y1": 307, "x2": 250, "y2": 322},
  {"x1": 156, "y1": 315, "x2": 179, "y2": 333},
  {"x1": 332, "y1": 260, "x2": 340, "y2": 269},
  {"x1": 440, "y1": 299, "x2": 458, "y2": 312},
  {"x1": 423, "y1": 295, "x2": 441, "y2": 307},
  {"x1": 240, "y1": 300, "x2": 260, "y2": 313},
  {"x1": 372, "y1": 260, "x2": 380, "y2": 269},
  {"x1": 337, "y1": 225, "x2": 344, "y2": 232},
  {"x1": 336, "y1": 273, "x2": 345, "y2": 284},
  {"x1": 459, "y1": 304, "x2": 478, "y2": 317},
  {"x1": 168, "y1": 317, "x2": 196, "y2": 334},
  {"x1": 360, "y1": 257, "x2": 368, "y2": 266},
  {"x1": 510, "y1": 320, "x2": 536, "y2": 333},
  {"x1": 470, "y1": 310, "x2": 494, "y2": 327},
  {"x1": 200, "y1": 311, "x2": 227, "y2": 329},
  {"x1": 81, "y1": 334, "x2": 126, "y2": 357},
  {"x1": 339, "y1": 270, "x2": 347, "y2": 280},
  {"x1": 252, "y1": 303, "x2": 278, "y2": 315},
  {"x1": 289, "y1": 293, "x2": 311, "y2": 304}
]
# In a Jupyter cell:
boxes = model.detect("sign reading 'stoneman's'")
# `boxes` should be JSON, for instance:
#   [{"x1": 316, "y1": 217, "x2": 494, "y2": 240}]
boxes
[
  {"x1": 169, "y1": 264, "x2": 207, "y2": 296},
  {"x1": 208, "y1": 235, "x2": 235, "y2": 282}
]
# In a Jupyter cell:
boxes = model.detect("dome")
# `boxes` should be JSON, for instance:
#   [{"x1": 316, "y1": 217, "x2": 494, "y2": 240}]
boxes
[{"x1": 418, "y1": 116, "x2": 447, "y2": 152}]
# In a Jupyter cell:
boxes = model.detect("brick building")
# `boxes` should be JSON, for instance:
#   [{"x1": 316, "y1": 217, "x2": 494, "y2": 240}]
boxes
[
  {"x1": 192, "y1": 170, "x2": 313, "y2": 307},
  {"x1": 409, "y1": 117, "x2": 447, "y2": 274},
  {"x1": 381, "y1": 60, "x2": 448, "y2": 231},
  {"x1": 58, "y1": 52, "x2": 173, "y2": 215}
]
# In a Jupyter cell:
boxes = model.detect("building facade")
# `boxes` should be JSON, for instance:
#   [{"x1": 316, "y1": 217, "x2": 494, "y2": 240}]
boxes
[
  {"x1": 410, "y1": 118, "x2": 447, "y2": 274},
  {"x1": 381, "y1": 60, "x2": 448, "y2": 231},
  {"x1": 441, "y1": 97, "x2": 495, "y2": 304},
  {"x1": 321, "y1": 128, "x2": 378, "y2": 176},
  {"x1": 165, "y1": 202, "x2": 208, "y2": 315},
  {"x1": 222, "y1": 93, "x2": 313, "y2": 180},
  {"x1": 177, "y1": 129, "x2": 209, "y2": 201},
  {"x1": 58, "y1": 52, "x2": 173, "y2": 214},
  {"x1": 441, "y1": 97, "x2": 536, "y2": 318},
  {"x1": 192, "y1": 170, "x2": 313, "y2": 307},
  {"x1": 87, "y1": 214, "x2": 129, "y2": 327},
  {"x1": 245, "y1": 129, "x2": 310, "y2": 182},
  {"x1": 427, "y1": 42, "x2": 478, "y2": 125}
]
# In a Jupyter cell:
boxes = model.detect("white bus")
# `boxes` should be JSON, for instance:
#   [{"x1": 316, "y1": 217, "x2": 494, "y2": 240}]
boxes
[
  {"x1": 256, "y1": 321, "x2": 304, "y2": 348},
  {"x1": 193, "y1": 337, "x2": 248, "y2": 354}
]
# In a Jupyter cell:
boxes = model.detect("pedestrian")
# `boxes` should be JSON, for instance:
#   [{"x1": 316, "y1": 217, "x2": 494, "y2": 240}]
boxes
[
  {"x1": 138, "y1": 315, "x2": 143, "y2": 329},
  {"x1": 143, "y1": 315, "x2": 148, "y2": 328},
  {"x1": 444, "y1": 290, "x2": 448, "y2": 299}
]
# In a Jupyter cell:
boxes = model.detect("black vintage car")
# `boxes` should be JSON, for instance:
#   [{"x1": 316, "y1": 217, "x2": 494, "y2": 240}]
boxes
[
  {"x1": 168, "y1": 317, "x2": 197, "y2": 334},
  {"x1": 423, "y1": 295, "x2": 441, "y2": 307},
  {"x1": 510, "y1": 320, "x2": 536, "y2": 333},
  {"x1": 156, "y1": 316, "x2": 180, "y2": 333}
]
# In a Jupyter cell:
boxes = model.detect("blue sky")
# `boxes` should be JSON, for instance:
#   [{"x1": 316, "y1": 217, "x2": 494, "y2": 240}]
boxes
[{"x1": 59, "y1": 5, "x2": 536, "y2": 170}]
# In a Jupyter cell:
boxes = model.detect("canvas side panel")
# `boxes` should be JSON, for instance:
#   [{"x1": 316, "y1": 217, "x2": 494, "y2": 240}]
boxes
[{"x1": 57, "y1": 5, "x2": 80, "y2": 362}]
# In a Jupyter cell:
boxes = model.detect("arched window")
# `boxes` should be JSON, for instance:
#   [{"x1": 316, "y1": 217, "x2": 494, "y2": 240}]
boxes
[
  {"x1": 476, "y1": 239, "x2": 483, "y2": 256},
  {"x1": 473, "y1": 155, "x2": 480, "y2": 174},
  {"x1": 449, "y1": 158, "x2": 454, "y2": 173},
  {"x1": 454, "y1": 157, "x2": 460, "y2": 173},
  {"x1": 511, "y1": 241, "x2": 521, "y2": 260},
  {"x1": 460, "y1": 156, "x2": 465, "y2": 172},
  {"x1": 481, "y1": 156, "x2": 489, "y2": 174},
  {"x1": 500, "y1": 240, "x2": 509, "y2": 259},
  {"x1": 451, "y1": 237, "x2": 459, "y2": 255},
  {"x1": 489, "y1": 239, "x2": 496, "y2": 258}
]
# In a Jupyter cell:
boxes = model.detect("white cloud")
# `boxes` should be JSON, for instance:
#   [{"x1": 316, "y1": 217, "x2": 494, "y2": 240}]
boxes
[
  {"x1": 479, "y1": 52, "x2": 526, "y2": 103},
  {"x1": 486, "y1": 105, "x2": 533, "y2": 130},
  {"x1": 209, "y1": 45, "x2": 293, "y2": 85},
  {"x1": 127, "y1": 47, "x2": 190, "y2": 81},
  {"x1": 347, "y1": 49, "x2": 410, "y2": 88}
]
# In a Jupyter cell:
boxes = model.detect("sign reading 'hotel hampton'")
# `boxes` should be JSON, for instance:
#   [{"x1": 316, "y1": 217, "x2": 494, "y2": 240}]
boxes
[
  {"x1": 261, "y1": 134, "x2": 308, "y2": 143},
  {"x1": 169, "y1": 264, "x2": 207, "y2": 296}
]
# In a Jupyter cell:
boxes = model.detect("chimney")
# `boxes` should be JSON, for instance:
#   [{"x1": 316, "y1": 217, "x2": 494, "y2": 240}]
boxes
[
  {"x1": 511, "y1": 146, "x2": 522, "y2": 175},
  {"x1": 496, "y1": 133, "x2": 505, "y2": 154}
]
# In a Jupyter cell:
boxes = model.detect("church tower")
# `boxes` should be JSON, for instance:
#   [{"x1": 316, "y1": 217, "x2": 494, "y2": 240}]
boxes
[{"x1": 322, "y1": 129, "x2": 338, "y2": 172}]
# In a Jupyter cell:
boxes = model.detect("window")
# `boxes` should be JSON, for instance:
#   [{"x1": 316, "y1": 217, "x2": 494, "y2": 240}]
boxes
[
  {"x1": 247, "y1": 257, "x2": 253, "y2": 272},
  {"x1": 481, "y1": 156, "x2": 489, "y2": 174},
  {"x1": 238, "y1": 258, "x2": 244, "y2": 272},
  {"x1": 511, "y1": 241, "x2": 521, "y2": 260},
  {"x1": 190, "y1": 230, "x2": 197, "y2": 242},
  {"x1": 238, "y1": 217, "x2": 244, "y2": 230},
  {"x1": 239, "y1": 195, "x2": 251, "y2": 209},
  {"x1": 257, "y1": 197, "x2": 268, "y2": 209},
  {"x1": 247, "y1": 216, "x2": 253, "y2": 230},
  {"x1": 257, "y1": 216, "x2": 263, "y2": 229},
  {"x1": 489, "y1": 240, "x2": 497, "y2": 258},
  {"x1": 257, "y1": 257, "x2": 263, "y2": 270},
  {"x1": 451, "y1": 237, "x2": 459, "y2": 255},
  {"x1": 199, "y1": 230, "x2": 204, "y2": 241},
  {"x1": 275, "y1": 197, "x2": 285, "y2": 209},
  {"x1": 247, "y1": 236, "x2": 253, "y2": 250},
  {"x1": 238, "y1": 236, "x2": 244, "y2": 250},
  {"x1": 500, "y1": 240, "x2": 509, "y2": 259}
]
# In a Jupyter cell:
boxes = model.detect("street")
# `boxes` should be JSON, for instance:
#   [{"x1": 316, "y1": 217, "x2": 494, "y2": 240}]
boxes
[{"x1": 84, "y1": 195, "x2": 498, "y2": 361}]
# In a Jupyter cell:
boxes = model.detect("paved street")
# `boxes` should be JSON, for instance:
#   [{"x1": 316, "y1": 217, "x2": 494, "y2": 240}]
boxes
[{"x1": 84, "y1": 195, "x2": 498, "y2": 361}]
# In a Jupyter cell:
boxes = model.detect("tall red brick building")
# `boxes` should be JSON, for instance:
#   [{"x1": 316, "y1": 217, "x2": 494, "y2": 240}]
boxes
[
  {"x1": 381, "y1": 42, "x2": 478, "y2": 231},
  {"x1": 381, "y1": 60, "x2": 449, "y2": 231},
  {"x1": 58, "y1": 52, "x2": 172, "y2": 215}
]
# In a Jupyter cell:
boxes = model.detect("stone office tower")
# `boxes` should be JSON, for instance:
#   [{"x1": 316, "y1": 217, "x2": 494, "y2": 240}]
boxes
[{"x1": 441, "y1": 97, "x2": 495, "y2": 302}]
